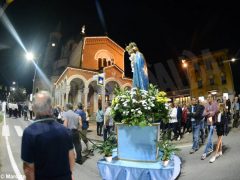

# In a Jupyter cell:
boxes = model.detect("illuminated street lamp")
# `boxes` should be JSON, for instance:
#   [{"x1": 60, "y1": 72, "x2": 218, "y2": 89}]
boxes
[
  {"x1": 25, "y1": 52, "x2": 35, "y2": 61},
  {"x1": 223, "y1": 57, "x2": 238, "y2": 63},
  {"x1": 51, "y1": 43, "x2": 56, "y2": 47},
  {"x1": 181, "y1": 59, "x2": 188, "y2": 68},
  {"x1": 181, "y1": 59, "x2": 191, "y2": 97},
  {"x1": 181, "y1": 59, "x2": 186, "y2": 64},
  {"x1": 25, "y1": 51, "x2": 38, "y2": 95},
  {"x1": 182, "y1": 62, "x2": 188, "y2": 68}
]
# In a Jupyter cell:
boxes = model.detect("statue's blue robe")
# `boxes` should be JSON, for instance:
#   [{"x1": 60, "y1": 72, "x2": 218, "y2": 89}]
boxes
[{"x1": 132, "y1": 52, "x2": 149, "y2": 90}]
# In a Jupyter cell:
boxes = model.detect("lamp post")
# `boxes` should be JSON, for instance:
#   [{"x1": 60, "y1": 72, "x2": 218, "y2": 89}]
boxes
[
  {"x1": 181, "y1": 59, "x2": 192, "y2": 98},
  {"x1": 223, "y1": 57, "x2": 238, "y2": 98},
  {"x1": 25, "y1": 52, "x2": 38, "y2": 95},
  {"x1": 0, "y1": 0, "x2": 14, "y2": 18}
]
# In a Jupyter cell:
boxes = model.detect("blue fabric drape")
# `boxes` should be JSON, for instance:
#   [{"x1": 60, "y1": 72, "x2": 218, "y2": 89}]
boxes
[
  {"x1": 97, "y1": 154, "x2": 181, "y2": 180},
  {"x1": 132, "y1": 52, "x2": 149, "y2": 90}
]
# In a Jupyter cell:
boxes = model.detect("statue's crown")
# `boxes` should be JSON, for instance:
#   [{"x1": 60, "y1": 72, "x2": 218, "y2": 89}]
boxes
[{"x1": 125, "y1": 42, "x2": 138, "y2": 54}]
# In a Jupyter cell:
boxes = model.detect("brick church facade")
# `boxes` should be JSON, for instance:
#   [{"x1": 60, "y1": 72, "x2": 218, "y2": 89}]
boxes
[{"x1": 35, "y1": 26, "x2": 132, "y2": 114}]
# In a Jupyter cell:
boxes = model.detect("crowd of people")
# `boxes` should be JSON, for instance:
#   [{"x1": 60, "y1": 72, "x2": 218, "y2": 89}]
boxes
[
  {"x1": 0, "y1": 101, "x2": 34, "y2": 120},
  {"x1": 0, "y1": 95, "x2": 115, "y2": 166},
  {"x1": 1, "y1": 90, "x2": 239, "y2": 179},
  {"x1": 163, "y1": 94, "x2": 240, "y2": 163}
]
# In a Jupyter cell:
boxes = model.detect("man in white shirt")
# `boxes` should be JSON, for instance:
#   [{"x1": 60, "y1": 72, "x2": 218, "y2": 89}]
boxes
[
  {"x1": 1, "y1": 101, "x2": 6, "y2": 113},
  {"x1": 28, "y1": 101, "x2": 33, "y2": 120},
  {"x1": 168, "y1": 103, "x2": 178, "y2": 140}
]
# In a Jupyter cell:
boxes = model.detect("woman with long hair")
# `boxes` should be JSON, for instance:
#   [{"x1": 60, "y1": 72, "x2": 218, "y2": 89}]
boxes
[{"x1": 209, "y1": 103, "x2": 227, "y2": 163}]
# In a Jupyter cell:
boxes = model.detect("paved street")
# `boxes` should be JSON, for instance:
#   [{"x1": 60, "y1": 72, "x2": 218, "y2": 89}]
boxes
[
  {"x1": 1, "y1": 114, "x2": 240, "y2": 180},
  {"x1": 176, "y1": 128, "x2": 240, "y2": 180}
]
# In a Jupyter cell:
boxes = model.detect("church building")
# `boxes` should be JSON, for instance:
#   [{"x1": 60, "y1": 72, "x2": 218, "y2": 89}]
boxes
[{"x1": 35, "y1": 25, "x2": 132, "y2": 114}]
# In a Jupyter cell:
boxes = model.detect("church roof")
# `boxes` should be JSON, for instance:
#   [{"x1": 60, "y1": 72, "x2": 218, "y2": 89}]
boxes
[{"x1": 84, "y1": 36, "x2": 125, "y2": 53}]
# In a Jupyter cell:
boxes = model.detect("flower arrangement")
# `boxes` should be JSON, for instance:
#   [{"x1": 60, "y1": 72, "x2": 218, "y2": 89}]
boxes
[{"x1": 111, "y1": 84, "x2": 169, "y2": 127}]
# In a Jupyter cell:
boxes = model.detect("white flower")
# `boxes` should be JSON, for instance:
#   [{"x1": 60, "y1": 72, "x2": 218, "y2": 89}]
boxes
[
  {"x1": 132, "y1": 99, "x2": 137, "y2": 103},
  {"x1": 140, "y1": 89, "x2": 148, "y2": 94},
  {"x1": 114, "y1": 105, "x2": 119, "y2": 110},
  {"x1": 151, "y1": 104, "x2": 155, "y2": 107}
]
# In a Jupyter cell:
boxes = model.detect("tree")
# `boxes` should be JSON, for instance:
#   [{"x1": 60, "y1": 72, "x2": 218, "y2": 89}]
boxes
[{"x1": 9, "y1": 88, "x2": 27, "y2": 102}]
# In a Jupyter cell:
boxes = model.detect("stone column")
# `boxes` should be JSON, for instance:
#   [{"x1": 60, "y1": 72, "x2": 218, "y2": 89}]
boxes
[
  {"x1": 93, "y1": 92, "x2": 98, "y2": 113},
  {"x1": 101, "y1": 87, "x2": 106, "y2": 111},
  {"x1": 84, "y1": 87, "x2": 89, "y2": 109},
  {"x1": 57, "y1": 92, "x2": 59, "y2": 106},
  {"x1": 58, "y1": 90, "x2": 60, "y2": 105},
  {"x1": 61, "y1": 91, "x2": 64, "y2": 107},
  {"x1": 55, "y1": 90, "x2": 58, "y2": 105},
  {"x1": 65, "y1": 85, "x2": 71, "y2": 104},
  {"x1": 77, "y1": 89, "x2": 82, "y2": 103},
  {"x1": 109, "y1": 93, "x2": 114, "y2": 103}
]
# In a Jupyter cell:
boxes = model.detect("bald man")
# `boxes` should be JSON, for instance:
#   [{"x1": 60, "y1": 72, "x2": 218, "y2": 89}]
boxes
[{"x1": 21, "y1": 91, "x2": 75, "y2": 180}]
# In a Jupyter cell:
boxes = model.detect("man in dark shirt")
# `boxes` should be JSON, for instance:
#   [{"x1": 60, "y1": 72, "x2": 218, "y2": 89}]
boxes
[
  {"x1": 189, "y1": 97, "x2": 205, "y2": 154},
  {"x1": 21, "y1": 91, "x2": 75, "y2": 180}
]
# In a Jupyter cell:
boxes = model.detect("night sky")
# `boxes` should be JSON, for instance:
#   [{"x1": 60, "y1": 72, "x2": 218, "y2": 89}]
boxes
[{"x1": 0, "y1": 0, "x2": 240, "y2": 94}]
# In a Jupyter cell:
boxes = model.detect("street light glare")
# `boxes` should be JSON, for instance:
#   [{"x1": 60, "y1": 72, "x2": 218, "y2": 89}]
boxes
[
  {"x1": 26, "y1": 52, "x2": 34, "y2": 61},
  {"x1": 181, "y1": 59, "x2": 186, "y2": 64},
  {"x1": 51, "y1": 43, "x2": 56, "y2": 47},
  {"x1": 182, "y1": 63, "x2": 188, "y2": 68},
  {"x1": 231, "y1": 58, "x2": 236, "y2": 62}
]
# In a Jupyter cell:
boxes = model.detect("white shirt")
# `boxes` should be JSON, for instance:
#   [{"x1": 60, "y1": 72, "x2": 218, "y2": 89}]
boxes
[
  {"x1": 169, "y1": 107, "x2": 177, "y2": 123},
  {"x1": 104, "y1": 107, "x2": 113, "y2": 126},
  {"x1": 28, "y1": 102, "x2": 33, "y2": 111},
  {"x1": 217, "y1": 112, "x2": 222, "y2": 123},
  {"x1": 1, "y1": 101, "x2": 6, "y2": 112}
]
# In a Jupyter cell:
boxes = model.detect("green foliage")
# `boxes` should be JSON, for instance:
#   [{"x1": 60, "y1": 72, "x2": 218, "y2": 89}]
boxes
[
  {"x1": 158, "y1": 132, "x2": 180, "y2": 161},
  {"x1": 93, "y1": 133, "x2": 117, "y2": 157},
  {"x1": 9, "y1": 88, "x2": 27, "y2": 102},
  {"x1": 111, "y1": 84, "x2": 169, "y2": 126}
]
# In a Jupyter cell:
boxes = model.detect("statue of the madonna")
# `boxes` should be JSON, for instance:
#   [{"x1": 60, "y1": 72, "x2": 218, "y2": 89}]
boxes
[{"x1": 125, "y1": 42, "x2": 149, "y2": 90}]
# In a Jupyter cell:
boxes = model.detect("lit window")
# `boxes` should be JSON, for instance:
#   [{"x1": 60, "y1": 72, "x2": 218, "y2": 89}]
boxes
[
  {"x1": 210, "y1": 78, "x2": 214, "y2": 85},
  {"x1": 98, "y1": 58, "x2": 102, "y2": 69},
  {"x1": 103, "y1": 58, "x2": 107, "y2": 67},
  {"x1": 221, "y1": 75, "x2": 227, "y2": 84},
  {"x1": 206, "y1": 60, "x2": 213, "y2": 70},
  {"x1": 194, "y1": 63, "x2": 200, "y2": 72},
  {"x1": 198, "y1": 80, "x2": 203, "y2": 89}
]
